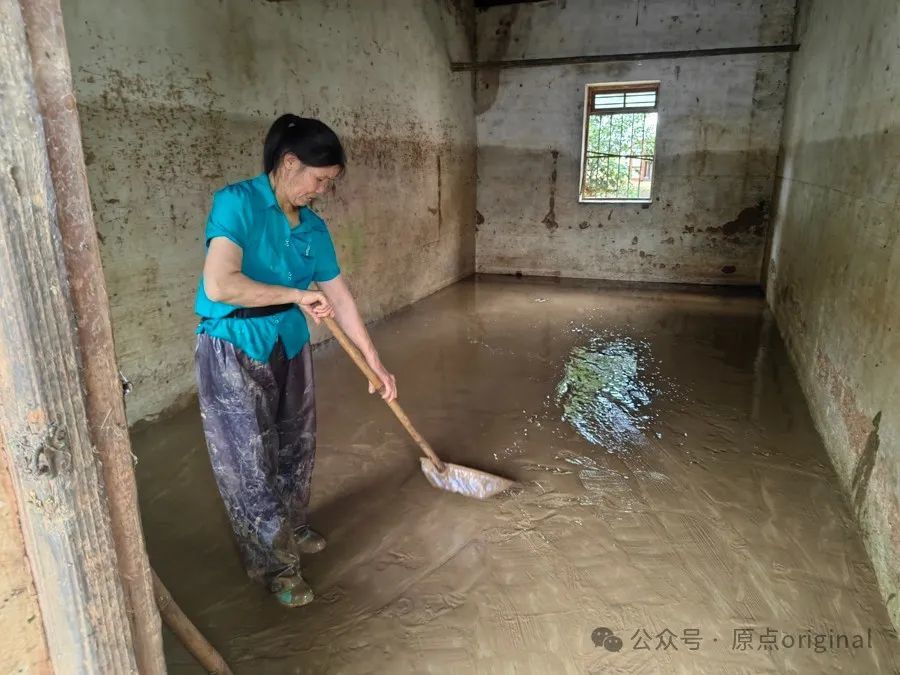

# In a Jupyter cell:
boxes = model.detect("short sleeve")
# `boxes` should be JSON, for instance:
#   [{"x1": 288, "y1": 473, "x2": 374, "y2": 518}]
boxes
[
  {"x1": 312, "y1": 226, "x2": 341, "y2": 283},
  {"x1": 204, "y1": 188, "x2": 246, "y2": 249}
]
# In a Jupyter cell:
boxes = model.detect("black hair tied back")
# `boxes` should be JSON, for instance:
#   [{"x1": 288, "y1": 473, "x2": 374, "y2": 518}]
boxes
[{"x1": 263, "y1": 113, "x2": 347, "y2": 174}]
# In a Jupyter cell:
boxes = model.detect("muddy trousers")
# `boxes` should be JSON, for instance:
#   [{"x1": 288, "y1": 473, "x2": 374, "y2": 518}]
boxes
[{"x1": 195, "y1": 334, "x2": 316, "y2": 584}]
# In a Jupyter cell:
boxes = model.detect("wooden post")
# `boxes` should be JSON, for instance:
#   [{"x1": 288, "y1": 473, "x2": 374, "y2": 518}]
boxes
[
  {"x1": 17, "y1": 1, "x2": 167, "y2": 672},
  {"x1": 0, "y1": 0, "x2": 145, "y2": 670}
]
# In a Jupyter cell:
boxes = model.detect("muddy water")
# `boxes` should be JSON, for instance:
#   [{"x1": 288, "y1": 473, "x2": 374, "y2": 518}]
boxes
[{"x1": 132, "y1": 276, "x2": 899, "y2": 674}]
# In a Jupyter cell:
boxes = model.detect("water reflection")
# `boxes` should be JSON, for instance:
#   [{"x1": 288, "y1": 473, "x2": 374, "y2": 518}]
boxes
[{"x1": 556, "y1": 336, "x2": 659, "y2": 451}]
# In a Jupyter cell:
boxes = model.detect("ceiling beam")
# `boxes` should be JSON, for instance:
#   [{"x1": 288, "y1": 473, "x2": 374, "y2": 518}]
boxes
[
  {"x1": 475, "y1": 0, "x2": 548, "y2": 8},
  {"x1": 451, "y1": 44, "x2": 800, "y2": 71}
]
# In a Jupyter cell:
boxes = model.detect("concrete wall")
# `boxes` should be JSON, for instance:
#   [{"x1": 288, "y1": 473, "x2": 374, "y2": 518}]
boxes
[
  {"x1": 475, "y1": 0, "x2": 794, "y2": 284},
  {"x1": 62, "y1": 0, "x2": 476, "y2": 424},
  {"x1": 767, "y1": 0, "x2": 900, "y2": 629}
]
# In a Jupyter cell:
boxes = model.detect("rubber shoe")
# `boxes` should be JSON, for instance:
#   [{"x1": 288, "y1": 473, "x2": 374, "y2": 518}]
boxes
[
  {"x1": 295, "y1": 527, "x2": 327, "y2": 554},
  {"x1": 271, "y1": 574, "x2": 314, "y2": 608}
]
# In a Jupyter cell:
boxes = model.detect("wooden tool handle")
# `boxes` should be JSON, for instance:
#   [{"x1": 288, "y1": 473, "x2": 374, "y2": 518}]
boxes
[
  {"x1": 152, "y1": 570, "x2": 233, "y2": 674},
  {"x1": 322, "y1": 316, "x2": 446, "y2": 471}
]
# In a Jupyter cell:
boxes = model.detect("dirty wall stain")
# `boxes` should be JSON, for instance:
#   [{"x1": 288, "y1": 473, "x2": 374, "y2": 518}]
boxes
[
  {"x1": 338, "y1": 221, "x2": 366, "y2": 274},
  {"x1": 541, "y1": 149, "x2": 560, "y2": 232},
  {"x1": 706, "y1": 203, "x2": 768, "y2": 239}
]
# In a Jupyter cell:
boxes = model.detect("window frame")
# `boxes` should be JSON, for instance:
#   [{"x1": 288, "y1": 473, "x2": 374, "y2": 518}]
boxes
[{"x1": 578, "y1": 80, "x2": 660, "y2": 205}]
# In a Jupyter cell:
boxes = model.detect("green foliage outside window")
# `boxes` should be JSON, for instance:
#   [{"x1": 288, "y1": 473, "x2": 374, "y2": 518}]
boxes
[{"x1": 582, "y1": 112, "x2": 657, "y2": 201}]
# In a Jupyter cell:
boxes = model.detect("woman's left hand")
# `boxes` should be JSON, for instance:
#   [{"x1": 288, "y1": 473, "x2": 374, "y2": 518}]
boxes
[{"x1": 366, "y1": 357, "x2": 397, "y2": 402}]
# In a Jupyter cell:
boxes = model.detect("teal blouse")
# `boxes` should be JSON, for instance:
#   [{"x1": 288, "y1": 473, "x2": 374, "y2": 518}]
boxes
[{"x1": 194, "y1": 173, "x2": 341, "y2": 361}]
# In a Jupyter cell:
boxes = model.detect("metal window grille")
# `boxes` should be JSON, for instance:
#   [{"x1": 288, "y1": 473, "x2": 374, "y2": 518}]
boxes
[{"x1": 581, "y1": 83, "x2": 659, "y2": 202}]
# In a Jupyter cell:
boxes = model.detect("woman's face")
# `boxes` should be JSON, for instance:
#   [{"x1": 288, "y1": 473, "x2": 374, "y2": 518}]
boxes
[{"x1": 277, "y1": 154, "x2": 342, "y2": 208}]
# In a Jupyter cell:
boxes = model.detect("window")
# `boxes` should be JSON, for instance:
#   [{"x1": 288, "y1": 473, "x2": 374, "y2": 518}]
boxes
[{"x1": 579, "y1": 82, "x2": 659, "y2": 203}]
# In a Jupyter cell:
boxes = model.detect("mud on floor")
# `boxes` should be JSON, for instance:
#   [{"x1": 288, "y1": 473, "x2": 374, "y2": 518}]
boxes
[{"x1": 132, "y1": 276, "x2": 899, "y2": 674}]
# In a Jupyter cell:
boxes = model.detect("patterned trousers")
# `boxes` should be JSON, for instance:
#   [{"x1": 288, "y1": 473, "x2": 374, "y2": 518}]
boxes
[{"x1": 195, "y1": 334, "x2": 316, "y2": 583}]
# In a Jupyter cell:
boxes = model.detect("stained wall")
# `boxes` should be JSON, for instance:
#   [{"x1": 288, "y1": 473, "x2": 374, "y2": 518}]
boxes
[
  {"x1": 62, "y1": 0, "x2": 477, "y2": 423},
  {"x1": 475, "y1": 0, "x2": 794, "y2": 285}
]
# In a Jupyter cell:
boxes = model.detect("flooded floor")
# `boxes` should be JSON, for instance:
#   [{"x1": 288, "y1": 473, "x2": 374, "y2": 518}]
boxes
[{"x1": 132, "y1": 276, "x2": 899, "y2": 674}]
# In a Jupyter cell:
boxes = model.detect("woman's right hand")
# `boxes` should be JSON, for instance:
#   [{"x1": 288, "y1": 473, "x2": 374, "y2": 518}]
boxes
[{"x1": 296, "y1": 290, "x2": 334, "y2": 325}]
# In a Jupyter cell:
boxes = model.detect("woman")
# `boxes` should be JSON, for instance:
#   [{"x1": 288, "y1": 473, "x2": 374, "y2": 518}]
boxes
[{"x1": 194, "y1": 114, "x2": 397, "y2": 607}]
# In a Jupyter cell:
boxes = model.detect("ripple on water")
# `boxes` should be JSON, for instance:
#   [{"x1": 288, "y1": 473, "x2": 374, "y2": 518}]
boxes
[{"x1": 555, "y1": 335, "x2": 665, "y2": 451}]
